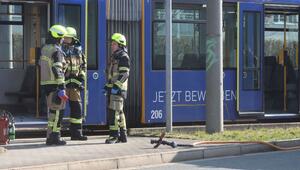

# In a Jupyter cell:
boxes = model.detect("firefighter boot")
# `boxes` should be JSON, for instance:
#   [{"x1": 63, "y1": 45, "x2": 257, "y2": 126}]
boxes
[
  {"x1": 46, "y1": 134, "x2": 52, "y2": 145},
  {"x1": 105, "y1": 130, "x2": 119, "y2": 144},
  {"x1": 119, "y1": 128, "x2": 127, "y2": 143},
  {"x1": 70, "y1": 125, "x2": 88, "y2": 141},
  {"x1": 46, "y1": 132, "x2": 66, "y2": 145},
  {"x1": 105, "y1": 136, "x2": 119, "y2": 144}
]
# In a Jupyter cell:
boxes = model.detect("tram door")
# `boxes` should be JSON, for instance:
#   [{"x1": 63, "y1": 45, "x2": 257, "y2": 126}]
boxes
[
  {"x1": 238, "y1": 2, "x2": 264, "y2": 114},
  {"x1": 53, "y1": 0, "x2": 106, "y2": 124},
  {"x1": 264, "y1": 8, "x2": 299, "y2": 113}
]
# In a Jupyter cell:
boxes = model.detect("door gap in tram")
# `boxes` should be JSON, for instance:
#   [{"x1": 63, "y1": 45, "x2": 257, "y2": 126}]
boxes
[
  {"x1": 0, "y1": 2, "x2": 49, "y2": 124},
  {"x1": 264, "y1": 9, "x2": 299, "y2": 113}
]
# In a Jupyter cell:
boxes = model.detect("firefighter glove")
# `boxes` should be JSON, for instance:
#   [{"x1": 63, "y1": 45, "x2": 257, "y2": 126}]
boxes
[
  {"x1": 111, "y1": 84, "x2": 120, "y2": 95},
  {"x1": 102, "y1": 84, "x2": 109, "y2": 95},
  {"x1": 78, "y1": 85, "x2": 84, "y2": 91},
  {"x1": 58, "y1": 89, "x2": 69, "y2": 102},
  {"x1": 111, "y1": 88, "x2": 119, "y2": 95}
]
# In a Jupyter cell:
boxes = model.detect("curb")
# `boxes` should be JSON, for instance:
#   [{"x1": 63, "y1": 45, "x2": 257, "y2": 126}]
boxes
[
  {"x1": 128, "y1": 122, "x2": 300, "y2": 135},
  {"x1": 5, "y1": 139, "x2": 300, "y2": 170}
]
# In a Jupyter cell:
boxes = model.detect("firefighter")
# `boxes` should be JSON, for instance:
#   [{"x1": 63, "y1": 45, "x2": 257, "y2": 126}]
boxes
[
  {"x1": 104, "y1": 33, "x2": 130, "y2": 144},
  {"x1": 40, "y1": 25, "x2": 68, "y2": 145},
  {"x1": 63, "y1": 27, "x2": 87, "y2": 140}
]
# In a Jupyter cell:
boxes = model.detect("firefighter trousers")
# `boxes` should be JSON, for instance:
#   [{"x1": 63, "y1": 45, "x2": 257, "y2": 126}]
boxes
[
  {"x1": 66, "y1": 88, "x2": 84, "y2": 137},
  {"x1": 108, "y1": 94, "x2": 126, "y2": 137},
  {"x1": 46, "y1": 91, "x2": 66, "y2": 137},
  {"x1": 47, "y1": 109, "x2": 64, "y2": 137}
]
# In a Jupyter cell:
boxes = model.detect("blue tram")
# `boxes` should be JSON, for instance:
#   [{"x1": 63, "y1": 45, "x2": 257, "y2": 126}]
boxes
[
  {"x1": 0, "y1": 0, "x2": 299, "y2": 127},
  {"x1": 145, "y1": 0, "x2": 300, "y2": 124}
]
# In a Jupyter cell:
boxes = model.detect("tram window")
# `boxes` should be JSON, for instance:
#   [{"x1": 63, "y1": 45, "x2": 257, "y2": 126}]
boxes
[
  {"x1": 265, "y1": 14, "x2": 284, "y2": 57},
  {"x1": 265, "y1": 14, "x2": 284, "y2": 29},
  {"x1": 0, "y1": 4, "x2": 22, "y2": 22},
  {"x1": 0, "y1": 4, "x2": 24, "y2": 69},
  {"x1": 87, "y1": 0, "x2": 98, "y2": 69},
  {"x1": 280, "y1": 15, "x2": 284, "y2": 22},
  {"x1": 152, "y1": 3, "x2": 206, "y2": 70},
  {"x1": 223, "y1": 4, "x2": 237, "y2": 68},
  {"x1": 243, "y1": 12, "x2": 261, "y2": 90},
  {"x1": 106, "y1": 0, "x2": 141, "y2": 62},
  {"x1": 274, "y1": 15, "x2": 279, "y2": 22},
  {"x1": 265, "y1": 13, "x2": 299, "y2": 68},
  {"x1": 286, "y1": 31, "x2": 299, "y2": 68},
  {"x1": 58, "y1": 5, "x2": 81, "y2": 41},
  {"x1": 265, "y1": 31, "x2": 283, "y2": 57}
]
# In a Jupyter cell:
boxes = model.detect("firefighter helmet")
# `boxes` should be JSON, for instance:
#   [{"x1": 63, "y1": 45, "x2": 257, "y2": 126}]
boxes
[
  {"x1": 65, "y1": 27, "x2": 77, "y2": 39},
  {"x1": 49, "y1": 25, "x2": 67, "y2": 39},
  {"x1": 111, "y1": 33, "x2": 126, "y2": 46}
]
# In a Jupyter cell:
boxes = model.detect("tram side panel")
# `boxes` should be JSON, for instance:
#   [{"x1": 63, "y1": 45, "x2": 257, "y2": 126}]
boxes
[
  {"x1": 144, "y1": 69, "x2": 237, "y2": 123},
  {"x1": 143, "y1": 1, "x2": 237, "y2": 124}
]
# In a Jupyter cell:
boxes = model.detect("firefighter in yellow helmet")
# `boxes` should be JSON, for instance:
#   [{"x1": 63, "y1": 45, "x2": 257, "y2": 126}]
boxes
[
  {"x1": 62, "y1": 27, "x2": 87, "y2": 140},
  {"x1": 40, "y1": 25, "x2": 68, "y2": 145},
  {"x1": 104, "y1": 33, "x2": 130, "y2": 144}
]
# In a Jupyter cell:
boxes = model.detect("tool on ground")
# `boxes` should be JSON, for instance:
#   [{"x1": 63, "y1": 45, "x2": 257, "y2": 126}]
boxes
[
  {"x1": 151, "y1": 139, "x2": 194, "y2": 148},
  {"x1": 151, "y1": 132, "x2": 193, "y2": 148},
  {"x1": 152, "y1": 131, "x2": 165, "y2": 148}
]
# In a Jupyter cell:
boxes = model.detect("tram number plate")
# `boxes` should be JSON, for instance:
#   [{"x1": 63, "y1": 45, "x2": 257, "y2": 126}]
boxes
[{"x1": 151, "y1": 110, "x2": 163, "y2": 120}]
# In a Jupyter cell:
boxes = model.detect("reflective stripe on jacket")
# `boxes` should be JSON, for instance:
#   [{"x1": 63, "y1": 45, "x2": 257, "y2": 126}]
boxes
[
  {"x1": 107, "y1": 48, "x2": 130, "y2": 91},
  {"x1": 64, "y1": 45, "x2": 86, "y2": 87},
  {"x1": 40, "y1": 44, "x2": 66, "y2": 86}
]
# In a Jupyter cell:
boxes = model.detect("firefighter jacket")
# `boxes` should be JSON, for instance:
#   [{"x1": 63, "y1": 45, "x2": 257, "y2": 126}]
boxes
[
  {"x1": 107, "y1": 47, "x2": 130, "y2": 98},
  {"x1": 40, "y1": 44, "x2": 66, "y2": 90},
  {"x1": 63, "y1": 44, "x2": 86, "y2": 89}
]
